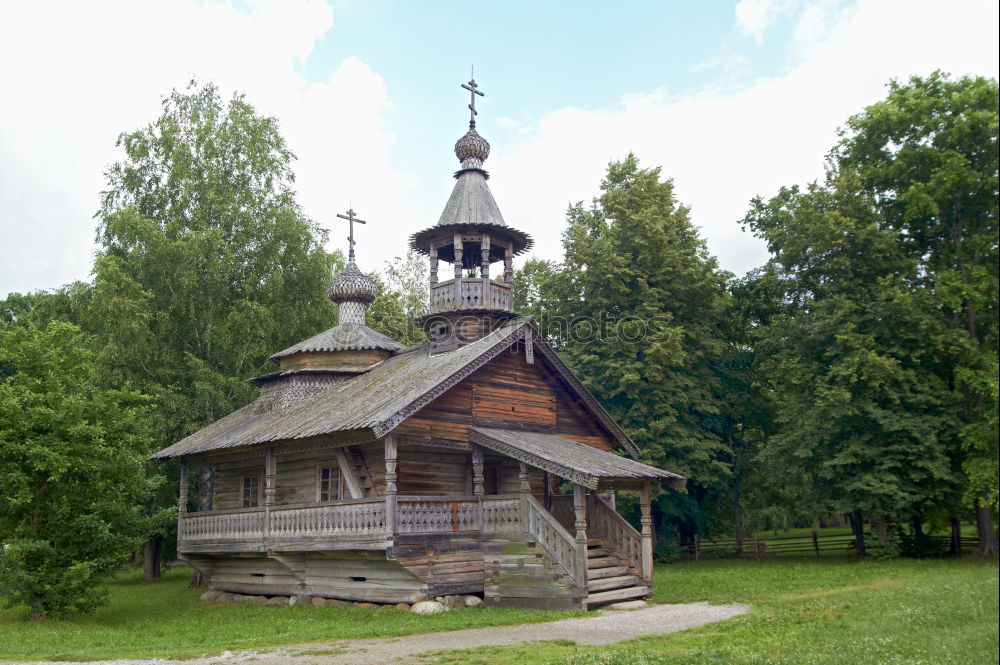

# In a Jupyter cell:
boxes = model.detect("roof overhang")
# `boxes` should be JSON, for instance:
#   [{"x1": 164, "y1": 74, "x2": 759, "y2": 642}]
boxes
[{"x1": 469, "y1": 427, "x2": 685, "y2": 491}]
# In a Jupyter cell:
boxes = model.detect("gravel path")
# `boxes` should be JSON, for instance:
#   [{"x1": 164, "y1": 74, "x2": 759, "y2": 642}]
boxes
[{"x1": 9, "y1": 602, "x2": 749, "y2": 665}]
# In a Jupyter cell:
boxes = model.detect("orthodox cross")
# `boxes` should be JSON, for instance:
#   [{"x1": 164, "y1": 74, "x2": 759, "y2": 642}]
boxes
[
  {"x1": 336, "y1": 208, "x2": 367, "y2": 260},
  {"x1": 461, "y1": 71, "x2": 484, "y2": 129}
]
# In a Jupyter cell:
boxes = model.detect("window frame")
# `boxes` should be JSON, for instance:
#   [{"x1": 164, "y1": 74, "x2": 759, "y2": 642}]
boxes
[
  {"x1": 240, "y1": 473, "x2": 262, "y2": 508},
  {"x1": 316, "y1": 461, "x2": 344, "y2": 503}
]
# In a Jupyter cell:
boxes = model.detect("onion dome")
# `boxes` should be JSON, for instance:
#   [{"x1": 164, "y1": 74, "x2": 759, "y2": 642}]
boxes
[
  {"x1": 326, "y1": 260, "x2": 379, "y2": 308},
  {"x1": 454, "y1": 128, "x2": 490, "y2": 171},
  {"x1": 409, "y1": 125, "x2": 532, "y2": 256}
]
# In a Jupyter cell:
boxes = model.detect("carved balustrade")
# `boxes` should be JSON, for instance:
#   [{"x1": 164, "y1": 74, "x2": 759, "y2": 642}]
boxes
[
  {"x1": 587, "y1": 494, "x2": 643, "y2": 575},
  {"x1": 429, "y1": 278, "x2": 513, "y2": 313}
]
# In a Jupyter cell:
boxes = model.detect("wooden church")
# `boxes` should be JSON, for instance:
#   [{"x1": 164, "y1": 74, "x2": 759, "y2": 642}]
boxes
[{"x1": 152, "y1": 79, "x2": 684, "y2": 610}]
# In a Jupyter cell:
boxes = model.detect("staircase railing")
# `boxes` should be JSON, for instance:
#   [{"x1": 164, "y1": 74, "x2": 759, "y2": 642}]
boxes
[
  {"x1": 588, "y1": 494, "x2": 644, "y2": 578},
  {"x1": 524, "y1": 494, "x2": 583, "y2": 588}
]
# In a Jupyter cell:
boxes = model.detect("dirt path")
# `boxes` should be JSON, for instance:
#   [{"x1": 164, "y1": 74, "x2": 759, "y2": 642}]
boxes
[{"x1": 11, "y1": 602, "x2": 749, "y2": 665}]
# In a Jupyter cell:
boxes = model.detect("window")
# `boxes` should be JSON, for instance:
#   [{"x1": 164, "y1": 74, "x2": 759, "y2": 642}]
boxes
[
  {"x1": 241, "y1": 475, "x2": 260, "y2": 508},
  {"x1": 318, "y1": 464, "x2": 341, "y2": 502}
]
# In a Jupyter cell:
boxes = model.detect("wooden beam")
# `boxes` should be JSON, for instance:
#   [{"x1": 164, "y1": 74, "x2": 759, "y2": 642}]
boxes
[
  {"x1": 335, "y1": 448, "x2": 364, "y2": 499},
  {"x1": 178, "y1": 458, "x2": 189, "y2": 517},
  {"x1": 639, "y1": 481, "x2": 653, "y2": 585},
  {"x1": 384, "y1": 434, "x2": 398, "y2": 537},
  {"x1": 573, "y1": 483, "x2": 589, "y2": 607}
]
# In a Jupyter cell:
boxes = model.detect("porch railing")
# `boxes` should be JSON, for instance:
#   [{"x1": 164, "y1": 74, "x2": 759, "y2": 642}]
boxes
[
  {"x1": 270, "y1": 498, "x2": 387, "y2": 539},
  {"x1": 588, "y1": 494, "x2": 643, "y2": 575},
  {"x1": 179, "y1": 507, "x2": 265, "y2": 544},
  {"x1": 178, "y1": 495, "x2": 527, "y2": 547},
  {"x1": 525, "y1": 494, "x2": 583, "y2": 587}
]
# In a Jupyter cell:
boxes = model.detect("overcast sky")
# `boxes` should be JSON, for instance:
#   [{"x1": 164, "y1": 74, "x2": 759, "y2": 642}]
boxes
[{"x1": 1, "y1": 0, "x2": 997, "y2": 298}]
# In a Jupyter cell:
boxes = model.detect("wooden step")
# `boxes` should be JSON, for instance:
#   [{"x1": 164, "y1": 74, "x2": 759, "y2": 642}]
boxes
[
  {"x1": 584, "y1": 586, "x2": 650, "y2": 607},
  {"x1": 586, "y1": 538, "x2": 605, "y2": 547},
  {"x1": 586, "y1": 556, "x2": 621, "y2": 569},
  {"x1": 587, "y1": 575, "x2": 641, "y2": 592},
  {"x1": 586, "y1": 547, "x2": 611, "y2": 558},
  {"x1": 587, "y1": 565, "x2": 630, "y2": 580}
]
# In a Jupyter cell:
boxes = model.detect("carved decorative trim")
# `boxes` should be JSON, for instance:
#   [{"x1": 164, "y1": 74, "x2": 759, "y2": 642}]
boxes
[
  {"x1": 395, "y1": 436, "x2": 472, "y2": 452},
  {"x1": 276, "y1": 436, "x2": 376, "y2": 458}
]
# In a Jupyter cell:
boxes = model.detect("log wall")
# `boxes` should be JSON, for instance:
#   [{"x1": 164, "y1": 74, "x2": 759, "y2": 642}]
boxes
[{"x1": 395, "y1": 341, "x2": 614, "y2": 451}]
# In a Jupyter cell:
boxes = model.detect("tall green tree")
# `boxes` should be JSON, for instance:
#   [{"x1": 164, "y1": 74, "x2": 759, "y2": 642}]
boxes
[
  {"x1": 91, "y1": 82, "x2": 339, "y2": 570},
  {"x1": 832, "y1": 72, "x2": 998, "y2": 554},
  {"x1": 744, "y1": 172, "x2": 957, "y2": 553},
  {"x1": 544, "y1": 155, "x2": 732, "y2": 540},
  {"x1": 0, "y1": 322, "x2": 159, "y2": 619}
]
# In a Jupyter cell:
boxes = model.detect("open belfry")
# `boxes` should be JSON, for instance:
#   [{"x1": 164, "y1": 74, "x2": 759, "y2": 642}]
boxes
[{"x1": 152, "y1": 77, "x2": 684, "y2": 610}]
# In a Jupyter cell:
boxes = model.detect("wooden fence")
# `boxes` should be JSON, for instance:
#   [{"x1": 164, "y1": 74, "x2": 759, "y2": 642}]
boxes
[{"x1": 683, "y1": 532, "x2": 981, "y2": 559}]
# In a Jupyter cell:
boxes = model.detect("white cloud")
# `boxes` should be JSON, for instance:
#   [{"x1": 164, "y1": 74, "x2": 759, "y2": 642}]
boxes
[
  {"x1": 0, "y1": 0, "x2": 415, "y2": 296},
  {"x1": 735, "y1": 0, "x2": 786, "y2": 43},
  {"x1": 1, "y1": 0, "x2": 997, "y2": 296},
  {"x1": 490, "y1": 0, "x2": 999, "y2": 277}
]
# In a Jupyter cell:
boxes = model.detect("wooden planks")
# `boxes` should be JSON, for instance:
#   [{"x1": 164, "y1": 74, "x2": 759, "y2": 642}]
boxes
[{"x1": 397, "y1": 344, "x2": 614, "y2": 452}]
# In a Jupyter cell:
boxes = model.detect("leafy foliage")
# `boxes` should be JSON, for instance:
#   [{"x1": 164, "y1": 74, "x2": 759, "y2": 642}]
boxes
[
  {"x1": 0, "y1": 322, "x2": 160, "y2": 619},
  {"x1": 92, "y1": 82, "x2": 339, "y2": 447}
]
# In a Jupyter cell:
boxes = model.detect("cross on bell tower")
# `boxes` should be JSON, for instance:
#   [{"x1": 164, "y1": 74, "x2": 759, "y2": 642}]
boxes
[
  {"x1": 461, "y1": 70, "x2": 485, "y2": 129},
  {"x1": 336, "y1": 208, "x2": 367, "y2": 261}
]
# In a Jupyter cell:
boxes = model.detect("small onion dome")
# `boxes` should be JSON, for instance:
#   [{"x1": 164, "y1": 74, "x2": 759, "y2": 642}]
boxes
[
  {"x1": 455, "y1": 129, "x2": 490, "y2": 163},
  {"x1": 326, "y1": 260, "x2": 378, "y2": 305}
]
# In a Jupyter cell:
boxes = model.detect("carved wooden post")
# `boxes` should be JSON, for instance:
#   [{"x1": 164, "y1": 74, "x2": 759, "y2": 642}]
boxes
[
  {"x1": 453, "y1": 233, "x2": 463, "y2": 278},
  {"x1": 429, "y1": 245, "x2": 439, "y2": 285},
  {"x1": 178, "y1": 458, "x2": 189, "y2": 517},
  {"x1": 472, "y1": 445, "x2": 485, "y2": 531},
  {"x1": 480, "y1": 233, "x2": 491, "y2": 278},
  {"x1": 503, "y1": 244, "x2": 513, "y2": 284},
  {"x1": 573, "y1": 484, "x2": 588, "y2": 594},
  {"x1": 639, "y1": 481, "x2": 653, "y2": 585},
  {"x1": 264, "y1": 446, "x2": 276, "y2": 545},
  {"x1": 384, "y1": 434, "x2": 398, "y2": 537},
  {"x1": 518, "y1": 461, "x2": 530, "y2": 531},
  {"x1": 177, "y1": 458, "x2": 189, "y2": 547}
]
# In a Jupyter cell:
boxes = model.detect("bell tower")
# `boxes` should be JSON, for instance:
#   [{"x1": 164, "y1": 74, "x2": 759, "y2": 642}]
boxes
[{"x1": 409, "y1": 76, "x2": 533, "y2": 352}]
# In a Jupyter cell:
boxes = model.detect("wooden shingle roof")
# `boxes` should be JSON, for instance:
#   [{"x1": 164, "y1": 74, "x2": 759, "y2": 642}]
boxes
[
  {"x1": 470, "y1": 427, "x2": 685, "y2": 490},
  {"x1": 151, "y1": 317, "x2": 640, "y2": 460}
]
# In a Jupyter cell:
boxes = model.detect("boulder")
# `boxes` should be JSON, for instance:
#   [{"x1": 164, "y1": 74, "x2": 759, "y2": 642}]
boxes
[
  {"x1": 354, "y1": 602, "x2": 376, "y2": 609},
  {"x1": 327, "y1": 599, "x2": 353, "y2": 608},
  {"x1": 441, "y1": 595, "x2": 465, "y2": 610},
  {"x1": 289, "y1": 595, "x2": 311, "y2": 606},
  {"x1": 310, "y1": 597, "x2": 328, "y2": 607},
  {"x1": 265, "y1": 596, "x2": 289, "y2": 606},
  {"x1": 213, "y1": 592, "x2": 236, "y2": 605},
  {"x1": 199, "y1": 590, "x2": 222, "y2": 603},
  {"x1": 395, "y1": 603, "x2": 411, "y2": 611},
  {"x1": 410, "y1": 600, "x2": 446, "y2": 615},
  {"x1": 463, "y1": 595, "x2": 484, "y2": 608}
]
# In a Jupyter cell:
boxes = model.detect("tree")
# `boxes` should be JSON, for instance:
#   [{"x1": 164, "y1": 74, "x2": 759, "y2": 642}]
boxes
[
  {"x1": 92, "y1": 82, "x2": 339, "y2": 573},
  {"x1": 0, "y1": 322, "x2": 159, "y2": 619},
  {"x1": 744, "y1": 173, "x2": 957, "y2": 554},
  {"x1": 542, "y1": 154, "x2": 732, "y2": 541},
  {"x1": 833, "y1": 72, "x2": 998, "y2": 554},
  {"x1": 368, "y1": 250, "x2": 428, "y2": 346}
]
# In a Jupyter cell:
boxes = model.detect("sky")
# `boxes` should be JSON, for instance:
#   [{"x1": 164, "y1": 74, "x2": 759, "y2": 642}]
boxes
[{"x1": 1, "y1": 0, "x2": 997, "y2": 297}]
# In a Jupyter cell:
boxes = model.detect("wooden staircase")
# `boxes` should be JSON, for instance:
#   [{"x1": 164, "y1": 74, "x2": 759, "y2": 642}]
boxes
[{"x1": 584, "y1": 537, "x2": 650, "y2": 607}]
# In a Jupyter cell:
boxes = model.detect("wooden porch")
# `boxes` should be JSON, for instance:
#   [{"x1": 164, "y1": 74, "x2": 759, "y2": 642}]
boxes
[{"x1": 178, "y1": 487, "x2": 653, "y2": 608}]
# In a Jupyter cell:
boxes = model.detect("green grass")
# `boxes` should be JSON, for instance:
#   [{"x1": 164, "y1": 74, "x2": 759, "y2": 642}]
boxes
[
  {"x1": 2, "y1": 559, "x2": 995, "y2": 663},
  {"x1": 0, "y1": 566, "x2": 584, "y2": 661},
  {"x1": 425, "y1": 558, "x2": 999, "y2": 665}
]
